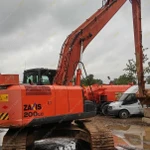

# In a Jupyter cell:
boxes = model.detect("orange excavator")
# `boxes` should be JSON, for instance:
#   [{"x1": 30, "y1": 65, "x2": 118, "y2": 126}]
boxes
[{"x1": 0, "y1": 0, "x2": 146, "y2": 149}]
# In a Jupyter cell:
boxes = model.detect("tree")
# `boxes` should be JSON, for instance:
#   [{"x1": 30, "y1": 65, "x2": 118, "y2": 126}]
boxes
[
  {"x1": 113, "y1": 74, "x2": 136, "y2": 85},
  {"x1": 81, "y1": 74, "x2": 103, "y2": 86},
  {"x1": 146, "y1": 76, "x2": 150, "y2": 84},
  {"x1": 113, "y1": 48, "x2": 150, "y2": 85},
  {"x1": 124, "y1": 48, "x2": 150, "y2": 77}
]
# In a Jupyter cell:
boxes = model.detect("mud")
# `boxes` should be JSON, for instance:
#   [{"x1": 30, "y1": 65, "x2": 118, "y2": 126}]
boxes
[
  {"x1": 94, "y1": 115, "x2": 150, "y2": 150},
  {"x1": 34, "y1": 115, "x2": 150, "y2": 150},
  {"x1": 93, "y1": 115, "x2": 147, "y2": 127},
  {"x1": 0, "y1": 115, "x2": 150, "y2": 150}
]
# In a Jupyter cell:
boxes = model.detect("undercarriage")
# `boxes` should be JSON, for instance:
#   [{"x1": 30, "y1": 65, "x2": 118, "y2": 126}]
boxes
[{"x1": 2, "y1": 119, "x2": 114, "y2": 150}]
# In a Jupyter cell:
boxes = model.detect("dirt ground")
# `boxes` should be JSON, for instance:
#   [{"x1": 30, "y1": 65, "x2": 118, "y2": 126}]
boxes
[
  {"x1": 1, "y1": 115, "x2": 149, "y2": 150},
  {"x1": 91, "y1": 115, "x2": 150, "y2": 127}
]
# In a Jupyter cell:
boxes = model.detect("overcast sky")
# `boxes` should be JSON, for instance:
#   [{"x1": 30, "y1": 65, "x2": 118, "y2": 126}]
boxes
[{"x1": 0, "y1": 0, "x2": 149, "y2": 83}]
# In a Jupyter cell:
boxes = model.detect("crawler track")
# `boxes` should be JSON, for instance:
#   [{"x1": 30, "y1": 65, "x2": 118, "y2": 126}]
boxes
[
  {"x1": 3, "y1": 128, "x2": 28, "y2": 150},
  {"x1": 83, "y1": 121, "x2": 114, "y2": 150},
  {"x1": 2, "y1": 128, "x2": 34, "y2": 150}
]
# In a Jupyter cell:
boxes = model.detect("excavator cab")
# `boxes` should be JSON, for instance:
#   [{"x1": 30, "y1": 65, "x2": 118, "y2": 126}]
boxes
[{"x1": 23, "y1": 68, "x2": 56, "y2": 85}]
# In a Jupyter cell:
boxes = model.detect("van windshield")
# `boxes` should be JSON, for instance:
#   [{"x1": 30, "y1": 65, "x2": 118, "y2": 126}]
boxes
[
  {"x1": 119, "y1": 93, "x2": 128, "y2": 101},
  {"x1": 119, "y1": 93, "x2": 136, "y2": 102}
]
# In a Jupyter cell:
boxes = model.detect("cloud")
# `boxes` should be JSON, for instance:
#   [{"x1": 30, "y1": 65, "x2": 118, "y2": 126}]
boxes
[{"x1": 0, "y1": 0, "x2": 149, "y2": 83}]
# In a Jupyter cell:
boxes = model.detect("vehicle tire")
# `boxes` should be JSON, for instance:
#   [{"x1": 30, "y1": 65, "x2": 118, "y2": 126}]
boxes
[
  {"x1": 119, "y1": 110, "x2": 130, "y2": 119},
  {"x1": 100, "y1": 102, "x2": 110, "y2": 115},
  {"x1": 96, "y1": 104, "x2": 102, "y2": 114},
  {"x1": 102, "y1": 104, "x2": 109, "y2": 115},
  {"x1": 100, "y1": 102, "x2": 108, "y2": 110}
]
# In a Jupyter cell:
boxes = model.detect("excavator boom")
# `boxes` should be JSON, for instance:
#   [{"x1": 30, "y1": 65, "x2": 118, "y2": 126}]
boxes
[
  {"x1": 132, "y1": 0, "x2": 145, "y2": 97},
  {"x1": 54, "y1": 0, "x2": 127, "y2": 85}
]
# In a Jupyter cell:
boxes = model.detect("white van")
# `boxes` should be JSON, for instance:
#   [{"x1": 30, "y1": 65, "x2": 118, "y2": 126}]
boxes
[{"x1": 107, "y1": 85, "x2": 150, "y2": 119}]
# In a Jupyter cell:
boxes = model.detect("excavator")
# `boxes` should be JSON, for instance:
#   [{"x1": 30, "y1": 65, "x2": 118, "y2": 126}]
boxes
[{"x1": 0, "y1": 0, "x2": 147, "y2": 149}]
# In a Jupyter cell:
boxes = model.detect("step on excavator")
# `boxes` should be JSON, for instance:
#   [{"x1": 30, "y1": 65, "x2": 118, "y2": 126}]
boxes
[{"x1": 0, "y1": 0, "x2": 146, "y2": 149}]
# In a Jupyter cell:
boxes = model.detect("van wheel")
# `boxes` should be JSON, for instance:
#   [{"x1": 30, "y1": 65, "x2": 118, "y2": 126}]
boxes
[{"x1": 119, "y1": 110, "x2": 129, "y2": 119}]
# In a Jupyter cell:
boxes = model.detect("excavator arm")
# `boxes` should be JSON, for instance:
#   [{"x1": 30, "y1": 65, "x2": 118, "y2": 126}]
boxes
[
  {"x1": 54, "y1": 0, "x2": 127, "y2": 85},
  {"x1": 132, "y1": 0, "x2": 150, "y2": 104},
  {"x1": 131, "y1": 0, "x2": 145, "y2": 98}
]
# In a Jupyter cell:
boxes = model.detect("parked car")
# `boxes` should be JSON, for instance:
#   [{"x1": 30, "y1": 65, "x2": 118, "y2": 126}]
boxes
[{"x1": 107, "y1": 85, "x2": 150, "y2": 119}]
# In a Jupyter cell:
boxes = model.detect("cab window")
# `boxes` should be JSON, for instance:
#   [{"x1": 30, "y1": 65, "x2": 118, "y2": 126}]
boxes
[
  {"x1": 41, "y1": 75, "x2": 50, "y2": 85},
  {"x1": 26, "y1": 74, "x2": 38, "y2": 84}
]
